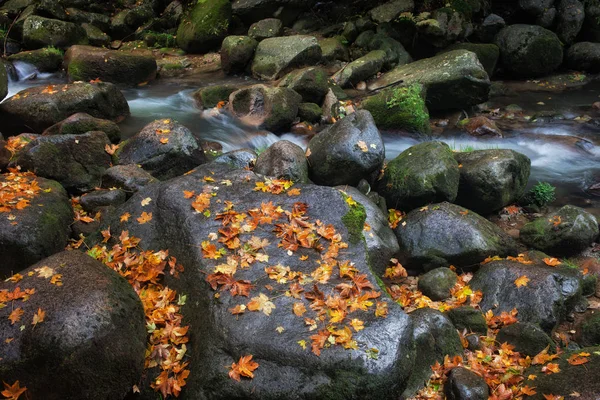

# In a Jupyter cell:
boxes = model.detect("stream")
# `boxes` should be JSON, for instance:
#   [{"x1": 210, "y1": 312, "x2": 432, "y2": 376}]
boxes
[{"x1": 4, "y1": 62, "x2": 600, "y2": 215}]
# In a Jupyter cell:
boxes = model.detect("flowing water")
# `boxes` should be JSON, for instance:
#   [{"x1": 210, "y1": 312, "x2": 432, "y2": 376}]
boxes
[{"x1": 4, "y1": 62, "x2": 600, "y2": 214}]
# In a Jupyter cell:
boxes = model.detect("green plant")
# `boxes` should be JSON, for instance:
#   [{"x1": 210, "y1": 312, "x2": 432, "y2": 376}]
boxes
[
  {"x1": 526, "y1": 182, "x2": 556, "y2": 207},
  {"x1": 45, "y1": 45, "x2": 63, "y2": 55}
]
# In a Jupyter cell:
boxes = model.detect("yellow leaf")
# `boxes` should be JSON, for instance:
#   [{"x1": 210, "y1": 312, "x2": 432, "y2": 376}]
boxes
[
  {"x1": 515, "y1": 275, "x2": 530, "y2": 287},
  {"x1": 36, "y1": 266, "x2": 55, "y2": 279},
  {"x1": 247, "y1": 293, "x2": 276, "y2": 316},
  {"x1": 141, "y1": 197, "x2": 152, "y2": 206},
  {"x1": 32, "y1": 308, "x2": 45, "y2": 327},
  {"x1": 357, "y1": 140, "x2": 368, "y2": 152},
  {"x1": 159, "y1": 138, "x2": 169, "y2": 144}
]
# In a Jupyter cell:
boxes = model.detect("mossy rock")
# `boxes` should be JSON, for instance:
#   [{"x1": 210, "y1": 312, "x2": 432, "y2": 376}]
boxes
[
  {"x1": 446, "y1": 306, "x2": 487, "y2": 335},
  {"x1": 251, "y1": 35, "x2": 322, "y2": 80},
  {"x1": 193, "y1": 85, "x2": 237, "y2": 109},
  {"x1": 577, "y1": 312, "x2": 600, "y2": 346},
  {"x1": 333, "y1": 50, "x2": 386, "y2": 88},
  {"x1": 417, "y1": 267, "x2": 457, "y2": 300},
  {"x1": 278, "y1": 66, "x2": 329, "y2": 104},
  {"x1": 82, "y1": 23, "x2": 110, "y2": 47},
  {"x1": 319, "y1": 36, "x2": 349, "y2": 63},
  {"x1": 7, "y1": 47, "x2": 63, "y2": 72},
  {"x1": 248, "y1": 18, "x2": 283, "y2": 41},
  {"x1": 220, "y1": 35, "x2": 258, "y2": 74},
  {"x1": 22, "y1": 15, "x2": 87, "y2": 49},
  {"x1": 176, "y1": 0, "x2": 232, "y2": 53},
  {"x1": 297, "y1": 102, "x2": 322, "y2": 123},
  {"x1": 361, "y1": 84, "x2": 430, "y2": 133},
  {"x1": 441, "y1": 43, "x2": 499, "y2": 77},
  {"x1": 495, "y1": 322, "x2": 555, "y2": 356}
]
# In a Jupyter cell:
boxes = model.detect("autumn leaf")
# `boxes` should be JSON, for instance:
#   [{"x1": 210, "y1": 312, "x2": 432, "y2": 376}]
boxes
[
  {"x1": 543, "y1": 257, "x2": 561, "y2": 267},
  {"x1": 567, "y1": 352, "x2": 590, "y2": 365},
  {"x1": 8, "y1": 308, "x2": 24, "y2": 325},
  {"x1": 228, "y1": 355, "x2": 259, "y2": 381},
  {"x1": 120, "y1": 212, "x2": 131, "y2": 222},
  {"x1": 50, "y1": 274, "x2": 62, "y2": 286},
  {"x1": 542, "y1": 362, "x2": 560, "y2": 374},
  {"x1": 5, "y1": 273, "x2": 23, "y2": 283},
  {"x1": 350, "y1": 318, "x2": 364, "y2": 332},
  {"x1": 357, "y1": 141, "x2": 368, "y2": 152},
  {"x1": 137, "y1": 212, "x2": 153, "y2": 224},
  {"x1": 183, "y1": 191, "x2": 195, "y2": 199},
  {"x1": 160, "y1": 138, "x2": 169, "y2": 144},
  {"x1": 101, "y1": 227, "x2": 111, "y2": 243},
  {"x1": 247, "y1": 293, "x2": 276, "y2": 316},
  {"x1": 141, "y1": 197, "x2": 152, "y2": 206},
  {"x1": 32, "y1": 308, "x2": 45, "y2": 327},
  {"x1": 292, "y1": 302, "x2": 306, "y2": 316},
  {"x1": 36, "y1": 266, "x2": 55, "y2": 278},
  {"x1": 287, "y1": 188, "x2": 301, "y2": 197},
  {"x1": 104, "y1": 144, "x2": 119, "y2": 155},
  {"x1": 514, "y1": 275, "x2": 530, "y2": 288},
  {"x1": 1, "y1": 381, "x2": 27, "y2": 400},
  {"x1": 520, "y1": 385, "x2": 537, "y2": 396}
]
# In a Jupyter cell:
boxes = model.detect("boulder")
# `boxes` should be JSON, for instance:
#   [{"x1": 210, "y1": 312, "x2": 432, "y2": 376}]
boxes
[
  {"x1": 440, "y1": 43, "x2": 499, "y2": 77},
  {"x1": 576, "y1": 312, "x2": 600, "y2": 346},
  {"x1": 523, "y1": 347, "x2": 600, "y2": 399},
  {"x1": 556, "y1": 0, "x2": 584, "y2": 45},
  {"x1": 368, "y1": 50, "x2": 490, "y2": 111},
  {"x1": 476, "y1": 13, "x2": 505, "y2": 43},
  {"x1": 213, "y1": 149, "x2": 258, "y2": 169},
  {"x1": 461, "y1": 116, "x2": 503, "y2": 137},
  {"x1": 446, "y1": 306, "x2": 487, "y2": 335},
  {"x1": 319, "y1": 37, "x2": 350, "y2": 63},
  {"x1": 117, "y1": 119, "x2": 205, "y2": 181},
  {"x1": 0, "y1": 251, "x2": 146, "y2": 400},
  {"x1": 82, "y1": 23, "x2": 111, "y2": 47},
  {"x1": 65, "y1": 7, "x2": 111, "y2": 31},
  {"x1": 417, "y1": 267, "x2": 458, "y2": 301},
  {"x1": 254, "y1": 140, "x2": 309, "y2": 183},
  {"x1": 583, "y1": 2, "x2": 600, "y2": 42},
  {"x1": 403, "y1": 308, "x2": 463, "y2": 398},
  {"x1": 332, "y1": 50, "x2": 386, "y2": 88},
  {"x1": 248, "y1": 18, "x2": 283, "y2": 41},
  {"x1": 110, "y1": 6, "x2": 154, "y2": 40},
  {"x1": 101, "y1": 164, "x2": 158, "y2": 195},
  {"x1": 519, "y1": 0, "x2": 554, "y2": 17},
  {"x1": 80, "y1": 188, "x2": 127, "y2": 213},
  {"x1": 566, "y1": 42, "x2": 600, "y2": 73},
  {"x1": 176, "y1": 0, "x2": 232, "y2": 53},
  {"x1": 42, "y1": 112, "x2": 121, "y2": 143},
  {"x1": 11, "y1": 131, "x2": 112, "y2": 193},
  {"x1": 232, "y1": 0, "x2": 318, "y2": 25},
  {"x1": 90, "y1": 162, "x2": 416, "y2": 399},
  {"x1": 360, "y1": 83, "x2": 430, "y2": 133},
  {"x1": 22, "y1": 15, "x2": 87, "y2": 49},
  {"x1": 394, "y1": 202, "x2": 518, "y2": 271},
  {"x1": 228, "y1": 84, "x2": 302, "y2": 132},
  {"x1": 454, "y1": 149, "x2": 531, "y2": 215},
  {"x1": 7, "y1": 47, "x2": 64, "y2": 72},
  {"x1": 369, "y1": 0, "x2": 414, "y2": 24},
  {"x1": 0, "y1": 172, "x2": 72, "y2": 278},
  {"x1": 193, "y1": 85, "x2": 237, "y2": 109},
  {"x1": 297, "y1": 102, "x2": 322, "y2": 123},
  {"x1": 444, "y1": 367, "x2": 489, "y2": 400},
  {"x1": 0, "y1": 82, "x2": 130, "y2": 135},
  {"x1": 307, "y1": 110, "x2": 385, "y2": 186},
  {"x1": 495, "y1": 24, "x2": 563, "y2": 78},
  {"x1": 416, "y1": 10, "x2": 468, "y2": 48},
  {"x1": 520, "y1": 205, "x2": 599, "y2": 256},
  {"x1": 64, "y1": 45, "x2": 157, "y2": 86},
  {"x1": 220, "y1": 36, "x2": 258, "y2": 74},
  {"x1": 495, "y1": 322, "x2": 555, "y2": 356},
  {"x1": 377, "y1": 142, "x2": 459, "y2": 211},
  {"x1": 278, "y1": 67, "x2": 329, "y2": 104},
  {"x1": 367, "y1": 34, "x2": 412, "y2": 69},
  {"x1": 251, "y1": 35, "x2": 322, "y2": 80},
  {"x1": 471, "y1": 258, "x2": 584, "y2": 332}
]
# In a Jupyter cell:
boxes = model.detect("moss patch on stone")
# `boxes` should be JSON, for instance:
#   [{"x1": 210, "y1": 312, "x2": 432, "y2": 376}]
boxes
[{"x1": 341, "y1": 193, "x2": 367, "y2": 245}]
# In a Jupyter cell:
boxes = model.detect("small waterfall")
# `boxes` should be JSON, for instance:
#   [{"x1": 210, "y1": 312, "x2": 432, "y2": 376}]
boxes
[{"x1": 3, "y1": 61, "x2": 62, "y2": 101}]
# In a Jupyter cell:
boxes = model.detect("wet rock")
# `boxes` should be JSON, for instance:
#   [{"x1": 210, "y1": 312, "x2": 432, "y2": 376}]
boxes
[
  {"x1": 22, "y1": 15, "x2": 87, "y2": 49},
  {"x1": 101, "y1": 164, "x2": 158, "y2": 195},
  {"x1": 523, "y1": 347, "x2": 600, "y2": 399},
  {"x1": 90, "y1": 162, "x2": 415, "y2": 399},
  {"x1": 254, "y1": 140, "x2": 308, "y2": 183},
  {"x1": 232, "y1": 0, "x2": 318, "y2": 26},
  {"x1": 495, "y1": 24, "x2": 563, "y2": 78},
  {"x1": 368, "y1": 50, "x2": 490, "y2": 111},
  {"x1": 368, "y1": 34, "x2": 412, "y2": 70},
  {"x1": 319, "y1": 37, "x2": 350, "y2": 62},
  {"x1": 176, "y1": 0, "x2": 231, "y2": 53},
  {"x1": 394, "y1": 202, "x2": 518, "y2": 272},
  {"x1": 7, "y1": 47, "x2": 63, "y2": 73},
  {"x1": 0, "y1": 251, "x2": 146, "y2": 400},
  {"x1": 378, "y1": 142, "x2": 459, "y2": 211},
  {"x1": 307, "y1": 110, "x2": 384, "y2": 186},
  {"x1": 228, "y1": 84, "x2": 302, "y2": 132},
  {"x1": 583, "y1": 2, "x2": 600, "y2": 42},
  {"x1": 417, "y1": 267, "x2": 458, "y2": 301},
  {"x1": 64, "y1": 45, "x2": 157, "y2": 86},
  {"x1": 220, "y1": 35, "x2": 258, "y2": 75},
  {"x1": 80, "y1": 189, "x2": 127, "y2": 213},
  {"x1": 496, "y1": 322, "x2": 555, "y2": 356},
  {"x1": 360, "y1": 83, "x2": 430, "y2": 133},
  {"x1": 461, "y1": 116, "x2": 503, "y2": 137},
  {"x1": 566, "y1": 42, "x2": 600, "y2": 73},
  {"x1": 11, "y1": 131, "x2": 112, "y2": 194},
  {"x1": 248, "y1": 18, "x2": 282, "y2": 41},
  {"x1": 455, "y1": 149, "x2": 531, "y2": 215},
  {"x1": 416, "y1": 10, "x2": 468, "y2": 48},
  {"x1": 446, "y1": 306, "x2": 487, "y2": 335},
  {"x1": 519, "y1": 0, "x2": 554, "y2": 17},
  {"x1": 82, "y1": 23, "x2": 110, "y2": 47},
  {"x1": 536, "y1": 6, "x2": 557, "y2": 28},
  {"x1": 556, "y1": 0, "x2": 584, "y2": 45},
  {"x1": 117, "y1": 119, "x2": 205, "y2": 181},
  {"x1": 297, "y1": 102, "x2": 322, "y2": 123},
  {"x1": 476, "y1": 13, "x2": 505, "y2": 43},
  {"x1": 251, "y1": 35, "x2": 322, "y2": 80},
  {"x1": 471, "y1": 258, "x2": 583, "y2": 332},
  {"x1": 369, "y1": 0, "x2": 414, "y2": 24},
  {"x1": 42, "y1": 112, "x2": 121, "y2": 144},
  {"x1": 444, "y1": 367, "x2": 489, "y2": 400},
  {"x1": 213, "y1": 149, "x2": 257, "y2": 169},
  {"x1": 0, "y1": 81, "x2": 129, "y2": 135},
  {"x1": 110, "y1": 4, "x2": 155, "y2": 40},
  {"x1": 403, "y1": 308, "x2": 463, "y2": 398},
  {"x1": 279, "y1": 67, "x2": 329, "y2": 104},
  {"x1": 520, "y1": 205, "x2": 599, "y2": 256},
  {"x1": 193, "y1": 85, "x2": 237, "y2": 109},
  {"x1": 65, "y1": 7, "x2": 111, "y2": 31},
  {"x1": 0, "y1": 174, "x2": 72, "y2": 278},
  {"x1": 440, "y1": 43, "x2": 499, "y2": 78},
  {"x1": 333, "y1": 50, "x2": 386, "y2": 88},
  {"x1": 576, "y1": 312, "x2": 600, "y2": 346}
]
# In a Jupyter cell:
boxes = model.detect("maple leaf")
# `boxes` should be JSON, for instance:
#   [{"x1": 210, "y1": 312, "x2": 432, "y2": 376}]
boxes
[
  {"x1": 567, "y1": 352, "x2": 590, "y2": 366},
  {"x1": 357, "y1": 141, "x2": 368, "y2": 152},
  {"x1": 542, "y1": 362, "x2": 560, "y2": 374},
  {"x1": 542, "y1": 395, "x2": 564, "y2": 400},
  {"x1": 375, "y1": 301, "x2": 388, "y2": 318},
  {"x1": 292, "y1": 302, "x2": 306, "y2": 316},
  {"x1": 287, "y1": 188, "x2": 301, "y2": 196},
  {"x1": 247, "y1": 293, "x2": 276, "y2": 316},
  {"x1": 1, "y1": 381, "x2": 27, "y2": 400},
  {"x1": 6, "y1": 273, "x2": 23, "y2": 283},
  {"x1": 137, "y1": 212, "x2": 153, "y2": 224},
  {"x1": 50, "y1": 274, "x2": 62, "y2": 286},
  {"x1": 8, "y1": 308, "x2": 24, "y2": 325},
  {"x1": 36, "y1": 266, "x2": 55, "y2": 278},
  {"x1": 183, "y1": 191, "x2": 195, "y2": 199},
  {"x1": 120, "y1": 212, "x2": 131, "y2": 222},
  {"x1": 514, "y1": 275, "x2": 530, "y2": 287},
  {"x1": 228, "y1": 355, "x2": 259, "y2": 381},
  {"x1": 101, "y1": 227, "x2": 111, "y2": 243},
  {"x1": 350, "y1": 318, "x2": 364, "y2": 332},
  {"x1": 230, "y1": 304, "x2": 246, "y2": 315},
  {"x1": 32, "y1": 308, "x2": 45, "y2": 327},
  {"x1": 543, "y1": 257, "x2": 561, "y2": 267},
  {"x1": 520, "y1": 385, "x2": 537, "y2": 396}
]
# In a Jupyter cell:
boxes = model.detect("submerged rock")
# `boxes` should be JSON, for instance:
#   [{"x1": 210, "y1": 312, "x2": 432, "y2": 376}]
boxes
[{"x1": 0, "y1": 251, "x2": 146, "y2": 400}]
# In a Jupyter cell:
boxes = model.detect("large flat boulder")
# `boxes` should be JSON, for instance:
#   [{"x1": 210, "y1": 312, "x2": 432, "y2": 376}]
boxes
[
  {"x1": 251, "y1": 35, "x2": 322, "y2": 80},
  {"x1": 368, "y1": 50, "x2": 490, "y2": 110}
]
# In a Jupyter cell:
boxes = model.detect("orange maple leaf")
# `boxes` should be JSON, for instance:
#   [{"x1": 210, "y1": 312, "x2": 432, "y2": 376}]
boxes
[
  {"x1": 228, "y1": 355, "x2": 259, "y2": 381},
  {"x1": 515, "y1": 275, "x2": 530, "y2": 288},
  {"x1": 520, "y1": 385, "x2": 537, "y2": 396},
  {"x1": 120, "y1": 212, "x2": 131, "y2": 222},
  {"x1": 137, "y1": 212, "x2": 153, "y2": 224},
  {"x1": 1, "y1": 380, "x2": 27, "y2": 400},
  {"x1": 543, "y1": 257, "x2": 561, "y2": 267},
  {"x1": 8, "y1": 308, "x2": 24, "y2": 325},
  {"x1": 567, "y1": 352, "x2": 590, "y2": 366},
  {"x1": 32, "y1": 308, "x2": 45, "y2": 327},
  {"x1": 542, "y1": 362, "x2": 560, "y2": 374}
]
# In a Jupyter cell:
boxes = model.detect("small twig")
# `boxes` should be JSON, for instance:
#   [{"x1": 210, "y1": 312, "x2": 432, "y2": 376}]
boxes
[{"x1": 3, "y1": 9, "x2": 23, "y2": 57}]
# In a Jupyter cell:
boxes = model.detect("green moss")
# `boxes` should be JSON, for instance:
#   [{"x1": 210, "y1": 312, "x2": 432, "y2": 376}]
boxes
[
  {"x1": 176, "y1": 0, "x2": 231, "y2": 53},
  {"x1": 67, "y1": 59, "x2": 86, "y2": 80},
  {"x1": 341, "y1": 193, "x2": 367, "y2": 245},
  {"x1": 361, "y1": 84, "x2": 430, "y2": 133}
]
